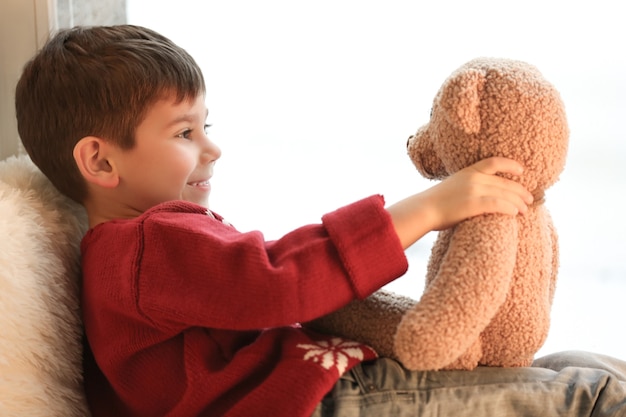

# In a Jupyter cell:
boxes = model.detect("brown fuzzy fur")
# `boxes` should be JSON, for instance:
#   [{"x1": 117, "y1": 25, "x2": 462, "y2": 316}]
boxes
[{"x1": 308, "y1": 58, "x2": 569, "y2": 371}]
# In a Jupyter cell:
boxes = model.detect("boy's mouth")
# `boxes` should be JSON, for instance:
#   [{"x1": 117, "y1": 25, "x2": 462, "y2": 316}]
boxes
[{"x1": 187, "y1": 180, "x2": 210, "y2": 187}]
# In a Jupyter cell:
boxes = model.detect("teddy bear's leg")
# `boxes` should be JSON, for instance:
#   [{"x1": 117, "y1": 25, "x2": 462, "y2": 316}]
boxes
[
  {"x1": 478, "y1": 275, "x2": 551, "y2": 368},
  {"x1": 394, "y1": 215, "x2": 518, "y2": 371},
  {"x1": 442, "y1": 338, "x2": 482, "y2": 370},
  {"x1": 503, "y1": 355, "x2": 535, "y2": 367},
  {"x1": 479, "y1": 285, "x2": 551, "y2": 368},
  {"x1": 478, "y1": 214, "x2": 555, "y2": 367}
]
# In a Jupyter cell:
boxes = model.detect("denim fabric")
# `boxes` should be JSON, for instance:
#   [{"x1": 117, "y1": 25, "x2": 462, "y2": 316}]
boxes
[{"x1": 311, "y1": 351, "x2": 626, "y2": 417}]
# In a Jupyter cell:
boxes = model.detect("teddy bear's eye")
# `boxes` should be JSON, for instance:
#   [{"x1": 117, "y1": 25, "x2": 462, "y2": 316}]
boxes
[{"x1": 430, "y1": 107, "x2": 433, "y2": 118}]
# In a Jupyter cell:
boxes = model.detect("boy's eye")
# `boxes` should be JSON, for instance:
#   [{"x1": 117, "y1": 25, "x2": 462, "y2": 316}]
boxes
[
  {"x1": 176, "y1": 124, "x2": 211, "y2": 140},
  {"x1": 177, "y1": 129, "x2": 193, "y2": 140}
]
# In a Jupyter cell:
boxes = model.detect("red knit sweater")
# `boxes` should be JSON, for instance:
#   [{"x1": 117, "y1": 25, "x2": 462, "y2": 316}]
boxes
[{"x1": 81, "y1": 195, "x2": 408, "y2": 416}]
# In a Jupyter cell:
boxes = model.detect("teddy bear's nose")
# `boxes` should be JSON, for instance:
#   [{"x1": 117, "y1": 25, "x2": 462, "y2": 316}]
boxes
[{"x1": 407, "y1": 135, "x2": 414, "y2": 148}]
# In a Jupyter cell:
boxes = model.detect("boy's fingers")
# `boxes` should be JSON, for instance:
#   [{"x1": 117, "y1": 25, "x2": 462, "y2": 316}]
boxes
[
  {"x1": 482, "y1": 189, "x2": 529, "y2": 216},
  {"x1": 470, "y1": 157, "x2": 533, "y2": 205},
  {"x1": 472, "y1": 156, "x2": 524, "y2": 176},
  {"x1": 497, "y1": 176, "x2": 534, "y2": 205}
]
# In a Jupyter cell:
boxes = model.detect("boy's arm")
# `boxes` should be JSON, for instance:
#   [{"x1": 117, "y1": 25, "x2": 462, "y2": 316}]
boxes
[
  {"x1": 135, "y1": 195, "x2": 408, "y2": 331},
  {"x1": 127, "y1": 158, "x2": 529, "y2": 334}
]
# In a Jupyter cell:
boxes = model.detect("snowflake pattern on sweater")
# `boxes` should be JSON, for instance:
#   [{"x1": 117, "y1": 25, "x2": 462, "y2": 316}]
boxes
[{"x1": 297, "y1": 337, "x2": 378, "y2": 376}]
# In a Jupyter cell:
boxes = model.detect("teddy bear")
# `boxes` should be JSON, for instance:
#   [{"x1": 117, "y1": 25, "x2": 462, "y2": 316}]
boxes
[{"x1": 307, "y1": 57, "x2": 569, "y2": 371}]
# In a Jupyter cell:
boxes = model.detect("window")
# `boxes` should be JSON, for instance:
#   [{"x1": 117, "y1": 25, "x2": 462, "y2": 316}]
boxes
[{"x1": 128, "y1": 0, "x2": 626, "y2": 358}]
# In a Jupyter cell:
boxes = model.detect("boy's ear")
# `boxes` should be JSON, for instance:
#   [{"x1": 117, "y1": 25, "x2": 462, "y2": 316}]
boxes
[{"x1": 73, "y1": 136, "x2": 120, "y2": 188}]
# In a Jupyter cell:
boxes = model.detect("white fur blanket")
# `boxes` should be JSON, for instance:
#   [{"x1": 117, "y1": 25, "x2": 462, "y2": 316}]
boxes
[{"x1": 0, "y1": 155, "x2": 90, "y2": 416}]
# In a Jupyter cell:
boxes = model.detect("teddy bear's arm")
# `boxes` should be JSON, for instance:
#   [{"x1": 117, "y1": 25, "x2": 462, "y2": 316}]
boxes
[
  {"x1": 394, "y1": 214, "x2": 518, "y2": 371},
  {"x1": 304, "y1": 289, "x2": 417, "y2": 359}
]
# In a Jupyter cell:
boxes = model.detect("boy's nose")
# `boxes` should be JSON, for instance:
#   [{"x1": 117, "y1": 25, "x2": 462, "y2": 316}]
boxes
[{"x1": 201, "y1": 138, "x2": 221, "y2": 165}]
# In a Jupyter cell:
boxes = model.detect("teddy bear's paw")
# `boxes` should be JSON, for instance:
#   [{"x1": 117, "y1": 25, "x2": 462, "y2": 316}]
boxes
[
  {"x1": 393, "y1": 304, "x2": 486, "y2": 371},
  {"x1": 394, "y1": 349, "x2": 446, "y2": 371},
  {"x1": 396, "y1": 352, "x2": 476, "y2": 371},
  {"x1": 394, "y1": 341, "x2": 477, "y2": 371},
  {"x1": 393, "y1": 328, "x2": 455, "y2": 371},
  {"x1": 480, "y1": 354, "x2": 534, "y2": 368}
]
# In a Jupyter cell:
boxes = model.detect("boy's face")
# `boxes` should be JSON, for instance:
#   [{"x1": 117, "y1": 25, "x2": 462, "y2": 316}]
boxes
[{"x1": 113, "y1": 93, "x2": 221, "y2": 211}]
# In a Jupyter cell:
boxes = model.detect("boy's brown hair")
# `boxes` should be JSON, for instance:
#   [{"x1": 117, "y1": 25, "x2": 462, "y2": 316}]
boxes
[{"x1": 15, "y1": 25, "x2": 205, "y2": 203}]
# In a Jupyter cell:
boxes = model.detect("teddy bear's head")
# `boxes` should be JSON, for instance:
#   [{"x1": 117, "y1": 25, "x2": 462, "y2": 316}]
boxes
[{"x1": 408, "y1": 58, "x2": 569, "y2": 196}]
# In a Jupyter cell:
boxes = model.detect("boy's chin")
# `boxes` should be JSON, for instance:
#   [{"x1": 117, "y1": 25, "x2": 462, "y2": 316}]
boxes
[
  {"x1": 184, "y1": 197, "x2": 209, "y2": 208},
  {"x1": 182, "y1": 189, "x2": 210, "y2": 208}
]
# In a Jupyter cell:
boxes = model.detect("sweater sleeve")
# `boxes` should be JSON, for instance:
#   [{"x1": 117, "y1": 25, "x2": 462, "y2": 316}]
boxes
[{"x1": 135, "y1": 196, "x2": 408, "y2": 331}]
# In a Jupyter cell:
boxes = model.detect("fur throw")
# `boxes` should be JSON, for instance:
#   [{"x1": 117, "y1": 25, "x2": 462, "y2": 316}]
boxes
[{"x1": 0, "y1": 155, "x2": 90, "y2": 416}]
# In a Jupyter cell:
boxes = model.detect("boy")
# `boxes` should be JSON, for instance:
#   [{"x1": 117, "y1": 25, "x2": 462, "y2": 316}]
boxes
[{"x1": 15, "y1": 25, "x2": 626, "y2": 417}]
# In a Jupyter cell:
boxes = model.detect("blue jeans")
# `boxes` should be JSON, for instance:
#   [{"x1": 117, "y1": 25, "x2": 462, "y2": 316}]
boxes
[{"x1": 311, "y1": 351, "x2": 626, "y2": 416}]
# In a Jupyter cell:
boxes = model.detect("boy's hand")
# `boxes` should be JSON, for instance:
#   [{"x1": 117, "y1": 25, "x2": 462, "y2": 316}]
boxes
[
  {"x1": 422, "y1": 157, "x2": 533, "y2": 230},
  {"x1": 387, "y1": 157, "x2": 533, "y2": 249}
]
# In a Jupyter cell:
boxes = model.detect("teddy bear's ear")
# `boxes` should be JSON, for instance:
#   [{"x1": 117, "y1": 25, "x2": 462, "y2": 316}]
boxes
[{"x1": 440, "y1": 69, "x2": 485, "y2": 135}]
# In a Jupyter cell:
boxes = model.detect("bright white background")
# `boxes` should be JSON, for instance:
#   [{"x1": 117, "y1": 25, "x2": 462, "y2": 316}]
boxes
[{"x1": 128, "y1": 1, "x2": 625, "y2": 359}]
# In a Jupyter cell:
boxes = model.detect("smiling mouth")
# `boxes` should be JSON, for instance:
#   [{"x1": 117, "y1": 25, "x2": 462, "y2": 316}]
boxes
[{"x1": 187, "y1": 180, "x2": 210, "y2": 187}]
